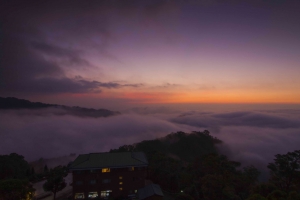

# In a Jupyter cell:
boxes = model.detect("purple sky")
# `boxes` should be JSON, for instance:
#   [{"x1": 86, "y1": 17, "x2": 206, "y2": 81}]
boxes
[
  {"x1": 1, "y1": 0, "x2": 300, "y2": 108},
  {"x1": 1, "y1": 1, "x2": 300, "y2": 174}
]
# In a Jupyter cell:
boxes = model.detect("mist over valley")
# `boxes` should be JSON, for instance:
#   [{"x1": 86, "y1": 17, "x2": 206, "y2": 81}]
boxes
[{"x1": 1, "y1": 98, "x2": 299, "y2": 180}]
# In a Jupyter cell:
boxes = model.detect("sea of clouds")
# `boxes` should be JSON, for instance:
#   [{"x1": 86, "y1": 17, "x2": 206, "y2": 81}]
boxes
[{"x1": 1, "y1": 105, "x2": 300, "y2": 179}]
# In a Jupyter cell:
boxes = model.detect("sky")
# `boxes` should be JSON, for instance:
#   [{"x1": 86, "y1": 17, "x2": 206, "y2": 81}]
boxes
[
  {"x1": 1, "y1": 0, "x2": 300, "y2": 108},
  {"x1": 1, "y1": 0, "x2": 300, "y2": 178}
]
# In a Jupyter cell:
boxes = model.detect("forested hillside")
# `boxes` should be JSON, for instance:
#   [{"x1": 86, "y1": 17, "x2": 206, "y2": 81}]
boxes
[
  {"x1": 1, "y1": 130, "x2": 300, "y2": 200},
  {"x1": 110, "y1": 131, "x2": 300, "y2": 200},
  {"x1": 110, "y1": 130, "x2": 221, "y2": 162}
]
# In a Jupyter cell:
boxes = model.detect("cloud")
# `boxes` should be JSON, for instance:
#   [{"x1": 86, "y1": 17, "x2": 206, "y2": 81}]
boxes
[
  {"x1": 169, "y1": 109, "x2": 300, "y2": 178},
  {"x1": 215, "y1": 126, "x2": 300, "y2": 180},
  {"x1": 1, "y1": 0, "x2": 151, "y2": 96},
  {"x1": 212, "y1": 111, "x2": 300, "y2": 129},
  {"x1": 0, "y1": 32, "x2": 141, "y2": 95},
  {"x1": 171, "y1": 110, "x2": 300, "y2": 130},
  {"x1": 1, "y1": 0, "x2": 300, "y2": 178},
  {"x1": 0, "y1": 112, "x2": 191, "y2": 161},
  {"x1": 150, "y1": 83, "x2": 182, "y2": 90},
  {"x1": 2, "y1": 0, "x2": 300, "y2": 99},
  {"x1": 31, "y1": 42, "x2": 92, "y2": 68},
  {"x1": 0, "y1": 105, "x2": 300, "y2": 181}
]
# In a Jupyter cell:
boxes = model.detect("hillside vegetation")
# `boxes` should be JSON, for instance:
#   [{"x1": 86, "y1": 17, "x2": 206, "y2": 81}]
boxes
[
  {"x1": 110, "y1": 131, "x2": 300, "y2": 200},
  {"x1": 1, "y1": 130, "x2": 300, "y2": 200},
  {"x1": 111, "y1": 130, "x2": 221, "y2": 162}
]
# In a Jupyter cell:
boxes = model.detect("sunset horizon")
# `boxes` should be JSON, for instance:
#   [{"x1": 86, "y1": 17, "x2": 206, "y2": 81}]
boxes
[
  {"x1": 1, "y1": 1, "x2": 300, "y2": 108},
  {"x1": 1, "y1": 1, "x2": 300, "y2": 199}
]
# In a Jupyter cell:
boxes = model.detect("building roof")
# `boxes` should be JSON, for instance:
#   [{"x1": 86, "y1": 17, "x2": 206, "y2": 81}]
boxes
[
  {"x1": 69, "y1": 152, "x2": 148, "y2": 170},
  {"x1": 138, "y1": 184, "x2": 164, "y2": 200}
]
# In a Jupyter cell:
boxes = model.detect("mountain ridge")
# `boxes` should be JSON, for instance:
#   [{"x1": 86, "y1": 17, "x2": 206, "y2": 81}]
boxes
[{"x1": 0, "y1": 97, "x2": 120, "y2": 118}]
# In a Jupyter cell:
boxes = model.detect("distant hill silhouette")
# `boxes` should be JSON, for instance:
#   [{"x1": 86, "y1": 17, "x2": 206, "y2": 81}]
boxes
[
  {"x1": 110, "y1": 130, "x2": 222, "y2": 162},
  {"x1": 0, "y1": 97, "x2": 120, "y2": 117}
]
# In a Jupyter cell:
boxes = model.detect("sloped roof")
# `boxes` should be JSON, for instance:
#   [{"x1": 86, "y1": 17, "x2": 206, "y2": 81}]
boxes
[
  {"x1": 138, "y1": 184, "x2": 164, "y2": 200},
  {"x1": 70, "y1": 152, "x2": 148, "y2": 170}
]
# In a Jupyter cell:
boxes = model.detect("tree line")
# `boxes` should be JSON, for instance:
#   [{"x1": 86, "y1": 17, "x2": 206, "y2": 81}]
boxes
[
  {"x1": 0, "y1": 153, "x2": 68, "y2": 200},
  {"x1": 110, "y1": 131, "x2": 300, "y2": 200},
  {"x1": 1, "y1": 130, "x2": 299, "y2": 200}
]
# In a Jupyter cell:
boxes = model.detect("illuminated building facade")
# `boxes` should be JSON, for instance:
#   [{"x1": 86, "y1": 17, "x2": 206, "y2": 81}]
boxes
[{"x1": 70, "y1": 152, "x2": 148, "y2": 199}]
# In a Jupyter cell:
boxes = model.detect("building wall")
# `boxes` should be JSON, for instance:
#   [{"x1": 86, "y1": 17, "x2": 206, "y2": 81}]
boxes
[
  {"x1": 72, "y1": 166, "x2": 147, "y2": 199},
  {"x1": 144, "y1": 195, "x2": 164, "y2": 200}
]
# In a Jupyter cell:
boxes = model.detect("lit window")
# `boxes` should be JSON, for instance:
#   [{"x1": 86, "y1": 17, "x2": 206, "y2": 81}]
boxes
[
  {"x1": 129, "y1": 167, "x2": 134, "y2": 171},
  {"x1": 119, "y1": 176, "x2": 123, "y2": 179},
  {"x1": 101, "y1": 190, "x2": 112, "y2": 197},
  {"x1": 75, "y1": 193, "x2": 85, "y2": 199},
  {"x1": 135, "y1": 190, "x2": 137, "y2": 193},
  {"x1": 119, "y1": 182, "x2": 123, "y2": 185},
  {"x1": 102, "y1": 179, "x2": 111, "y2": 183},
  {"x1": 119, "y1": 188, "x2": 123, "y2": 191},
  {"x1": 88, "y1": 192, "x2": 98, "y2": 199},
  {"x1": 102, "y1": 168, "x2": 110, "y2": 173},
  {"x1": 90, "y1": 180, "x2": 96, "y2": 185}
]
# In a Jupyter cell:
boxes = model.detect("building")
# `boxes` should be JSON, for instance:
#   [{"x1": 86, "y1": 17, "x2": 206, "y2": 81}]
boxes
[
  {"x1": 69, "y1": 152, "x2": 148, "y2": 199},
  {"x1": 138, "y1": 184, "x2": 164, "y2": 200}
]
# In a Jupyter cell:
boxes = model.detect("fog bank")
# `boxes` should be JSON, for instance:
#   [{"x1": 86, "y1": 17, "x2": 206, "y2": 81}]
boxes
[{"x1": 1, "y1": 106, "x2": 299, "y2": 178}]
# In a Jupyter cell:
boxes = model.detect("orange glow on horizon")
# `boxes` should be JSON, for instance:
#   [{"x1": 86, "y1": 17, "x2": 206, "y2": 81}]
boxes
[
  {"x1": 47, "y1": 88, "x2": 300, "y2": 106},
  {"x1": 97, "y1": 89, "x2": 300, "y2": 104}
]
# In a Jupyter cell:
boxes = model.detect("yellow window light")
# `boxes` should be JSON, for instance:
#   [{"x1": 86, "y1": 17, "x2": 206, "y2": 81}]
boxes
[{"x1": 102, "y1": 168, "x2": 110, "y2": 173}]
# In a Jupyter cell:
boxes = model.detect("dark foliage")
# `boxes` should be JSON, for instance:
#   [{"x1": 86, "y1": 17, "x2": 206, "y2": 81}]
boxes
[
  {"x1": 245, "y1": 194, "x2": 267, "y2": 200},
  {"x1": 111, "y1": 130, "x2": 220, "y2": 162},
  {"x1": 0, "y1": 153, "x2": 30, "y2": 180},
  {"x1": 246, "y1": 150, "x2": 300, "y2": 199},
  {"x1": 1, "y1": 131, "x2": 299, "y2": 200},
  {"x1": 110, "y1": 131, "x2": 260, "y2": 199},
  {"x1": 267, "y1": 150, "x2": 300, "y2": 193},
  {"x1": 250, "y1": 182, "x2": 277, "y2": 198},
  {"x1": 43, "y1": 166, "x2": 68, "y2": 200},
  {"x1": 0, "y1": 153, "x2": 35, "y2": 199},
  {"x1": 175, "y1": 193, "x2": 195, "y2": 200},
  {"x1": 0, "y1": 179, "x2": 35, "y2": 200}
]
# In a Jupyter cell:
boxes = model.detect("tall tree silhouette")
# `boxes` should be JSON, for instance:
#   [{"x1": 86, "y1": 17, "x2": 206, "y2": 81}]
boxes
[
  {"x1": 267, "y1": 150, "x2": 300, "y2": 193},
  {"x1": 43, "y1": 166, "x2": 68, "y2": 200}
]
